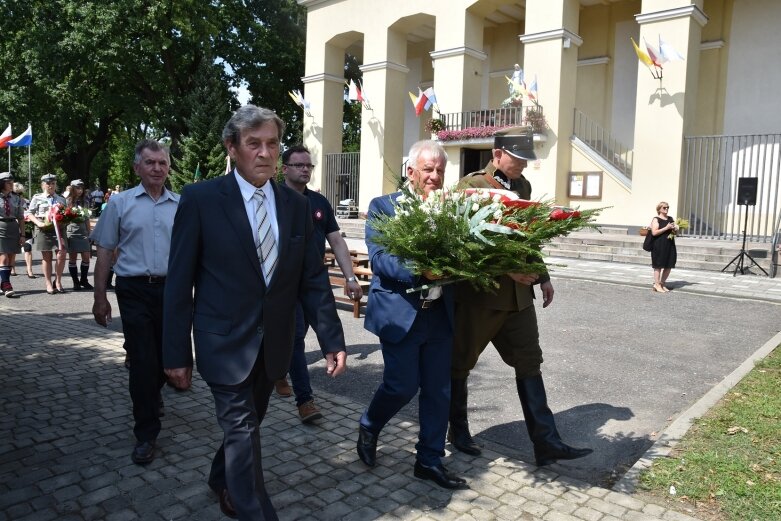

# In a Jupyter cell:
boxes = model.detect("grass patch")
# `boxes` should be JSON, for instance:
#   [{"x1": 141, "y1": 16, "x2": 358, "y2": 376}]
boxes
[{"x1": 639, "y1": 346, "x2": 780, "y2": 520}]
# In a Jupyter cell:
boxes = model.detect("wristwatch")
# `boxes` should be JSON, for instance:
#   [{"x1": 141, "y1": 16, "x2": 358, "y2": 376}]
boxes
[{"x1": 346, "y1": 276, "x2": 356, "y2": 282}]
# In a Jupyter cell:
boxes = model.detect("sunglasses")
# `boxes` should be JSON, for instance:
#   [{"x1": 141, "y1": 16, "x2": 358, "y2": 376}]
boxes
[{"x1": 661, "y1": 206, "x2": 669, "y2": 209}]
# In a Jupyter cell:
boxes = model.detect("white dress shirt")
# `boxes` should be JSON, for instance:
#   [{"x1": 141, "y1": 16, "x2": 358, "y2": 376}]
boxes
[{"x1": 234, "y1": 170, "x2": 279, "y2": 248}]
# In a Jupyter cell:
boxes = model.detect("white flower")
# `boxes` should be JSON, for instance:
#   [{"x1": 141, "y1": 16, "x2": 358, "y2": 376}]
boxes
[
  {"x1": 493, "y1": 210, "x2": 503, "y2": 220},
  {"x1": 471, "y1": 203, "x2": 480, "y2": 212},
  {"x1": 492, "y1": 194, "x2": 501, "y2": 203},
  {"x1": 397, "y1": 195, "x2": 407, "y2": 204}
]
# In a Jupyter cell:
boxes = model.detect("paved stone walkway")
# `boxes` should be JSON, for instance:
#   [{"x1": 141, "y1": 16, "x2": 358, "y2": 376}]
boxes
[{"x1": 0, "y1": 296, "x2": 709, "y2": 520}]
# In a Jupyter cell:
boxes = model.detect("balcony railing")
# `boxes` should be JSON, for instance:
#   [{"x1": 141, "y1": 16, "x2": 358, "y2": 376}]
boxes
[{"x1": 438, "y1": 104, "x2": 544, "y2": 134}]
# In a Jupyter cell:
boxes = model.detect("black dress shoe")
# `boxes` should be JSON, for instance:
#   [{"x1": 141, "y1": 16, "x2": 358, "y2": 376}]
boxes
[
  {"x1": 413, "y1": 461, "x2": 468, "y2": 489},
  {"x1": 356, "y1": 425, "x2": 378, "y2": 467},
  {"x1": 131, "y1": 440, "x2": 156, "y2": 465},
  {"x1": 535, "y1": 443, "x2": 593, "y2": 466},
  {"x1": 218, "y1": 488, "x2": 238, "y2": 519}
]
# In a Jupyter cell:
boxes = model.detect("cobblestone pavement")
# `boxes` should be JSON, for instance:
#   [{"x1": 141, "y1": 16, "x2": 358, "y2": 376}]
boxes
[{"x1": 0, "y1": 274, "x2": 710, "y2": 520}]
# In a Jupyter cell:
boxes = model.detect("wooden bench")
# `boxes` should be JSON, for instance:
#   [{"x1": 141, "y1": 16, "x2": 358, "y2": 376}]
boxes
[{"x1": 325, "y1": 253, "x2": 372, "y2": 318}]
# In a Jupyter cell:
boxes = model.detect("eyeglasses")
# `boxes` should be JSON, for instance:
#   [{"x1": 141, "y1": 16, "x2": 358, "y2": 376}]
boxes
[
  {"x1": 286, "y1": 163, "x2": 314, "y2": 170},
  {"x1": 661, "y1": 206, "x2": 669, "y2": 209}
]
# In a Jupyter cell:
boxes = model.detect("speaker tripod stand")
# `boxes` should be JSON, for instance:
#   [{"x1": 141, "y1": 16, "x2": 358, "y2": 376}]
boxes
[{"x1": 721, "y1": 207, "x2": 769, "y2": 276}]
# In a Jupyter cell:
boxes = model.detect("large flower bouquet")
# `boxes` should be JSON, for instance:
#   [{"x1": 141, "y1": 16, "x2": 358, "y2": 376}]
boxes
[{"x1": 369, "y1": 185, "x2": 604, "y2": 292}]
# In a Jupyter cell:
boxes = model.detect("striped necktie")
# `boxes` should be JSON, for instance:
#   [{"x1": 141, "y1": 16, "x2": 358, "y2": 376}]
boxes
[{"x1": 253, "y1": 188, "x2": 277, "y2": 285}]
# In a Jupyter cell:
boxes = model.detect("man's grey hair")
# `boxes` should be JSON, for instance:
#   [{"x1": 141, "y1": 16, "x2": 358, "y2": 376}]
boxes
[
  {"x1": 407, "y1": 140, "x2": 448, "y2": 168},
  {"x1": 134, "y1": 139, "x2": 170, "y2": 165},
  {"x1": 222, "y1": 105, "x2": 286, "y2": 146}
]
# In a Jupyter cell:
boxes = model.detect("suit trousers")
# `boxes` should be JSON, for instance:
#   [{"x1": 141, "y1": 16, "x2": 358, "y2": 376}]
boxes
[
  {"x1": 288, "y1": 303, "x2": 313, "y2": 406},
  {"x1": 207, "y1": 345, "x2": 278, "y2": 521},
  {"x1": 360, "y1": 301, "x2": 451, "y2": 466},
  {"x1": 115, "y1": 277, "x2": 166, "y2": 442},
  {"x1": 451, "y1": 303, "x2": 543, "y2": 380}
]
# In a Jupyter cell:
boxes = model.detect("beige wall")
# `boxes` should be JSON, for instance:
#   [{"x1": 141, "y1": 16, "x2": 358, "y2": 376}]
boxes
[{"x1": 300, "y1": 0, "x2": 778, "y2": 225}]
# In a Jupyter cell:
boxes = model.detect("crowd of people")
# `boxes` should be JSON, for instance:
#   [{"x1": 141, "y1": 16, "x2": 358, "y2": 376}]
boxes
[
  {"x1": 2, "y1": 106, "x2": 608, "y2": 521},
  {"x1": 0, "y1": 172, "x2": 121, "y2": 297}
]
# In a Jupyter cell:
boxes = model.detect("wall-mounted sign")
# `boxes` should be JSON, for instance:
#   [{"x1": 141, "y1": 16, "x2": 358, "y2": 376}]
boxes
[{"x1": 568, "y1": 172, "x2": 602, "y2": 199}]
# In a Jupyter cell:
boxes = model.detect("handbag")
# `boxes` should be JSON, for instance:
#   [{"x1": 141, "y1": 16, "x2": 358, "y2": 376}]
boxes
[{"x1": 642, "y1": 218, "x2": 656, "y2": 252}]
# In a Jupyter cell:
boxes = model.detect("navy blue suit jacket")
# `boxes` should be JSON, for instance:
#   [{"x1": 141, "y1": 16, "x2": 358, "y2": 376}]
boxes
[
  {"x1": 363, "y1": 192, "x2": 454, "y2": 344},
  {"x1": 162, "y1": 173, "x2": 345, "y2": 386}
]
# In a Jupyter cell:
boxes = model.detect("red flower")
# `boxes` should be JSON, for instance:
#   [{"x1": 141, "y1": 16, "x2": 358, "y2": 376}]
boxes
[
  {"x1": 504, "y1": 199, "x2": 540, "y2": 209},
  {"x1": 549, "y1": 208, "x2": 581, "y2": 220}
]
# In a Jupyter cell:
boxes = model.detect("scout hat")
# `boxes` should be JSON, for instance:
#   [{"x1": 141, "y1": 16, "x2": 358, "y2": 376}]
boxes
[
  {"x1": 70, "y1": 179, "x2": 85, "y2": 187},
  {"x1": 41, "y1": 174, "x2": 57, "y2": 183},
  {"x1": 0, "y1": 172, "x2": 12, "y2": 181},
  {"x1": 494, "y1": 126, "x2": 537, "y2": 161}
]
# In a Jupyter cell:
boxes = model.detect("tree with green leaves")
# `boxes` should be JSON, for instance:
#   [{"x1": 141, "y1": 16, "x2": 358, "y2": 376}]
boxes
[{"x1": 0, "y1": 0, "x2": 307, "y2": 188}]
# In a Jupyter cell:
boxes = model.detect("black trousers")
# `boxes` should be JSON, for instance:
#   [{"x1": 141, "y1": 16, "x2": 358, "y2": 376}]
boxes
[
  {"x1": 208, "y1": 346, "x2": 278, "y2": 521},
  {"x1": 115, "y1": 276, "x2": 166, "y2": 442}
]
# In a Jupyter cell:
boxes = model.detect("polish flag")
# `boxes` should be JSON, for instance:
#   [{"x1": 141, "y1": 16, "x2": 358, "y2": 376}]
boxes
[{"x1": 0, "y1": 125, "x2": 11, "y2": 148}]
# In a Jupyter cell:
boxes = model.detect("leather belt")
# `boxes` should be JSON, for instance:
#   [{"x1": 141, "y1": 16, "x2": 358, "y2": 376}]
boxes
[
  {"x1": 119, "y1": 275, "x2": 166, "y2": 284},
  {"x1": 420, "y1": 298, "x2": 440, "y2": 309}
]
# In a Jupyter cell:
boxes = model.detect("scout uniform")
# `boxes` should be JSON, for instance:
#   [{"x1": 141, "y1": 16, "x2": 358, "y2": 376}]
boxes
[
  {"x1": 28, "y1": 174, "x2": 67, "y2": 252},
  {"x1": 0, "y1": 172, "x2": 25, "y2": 296},
  {"x1": 65, "y1": 179, "x2": 93, "y2": 290}
]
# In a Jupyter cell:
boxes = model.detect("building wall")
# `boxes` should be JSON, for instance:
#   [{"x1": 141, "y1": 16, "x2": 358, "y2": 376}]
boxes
[
  {"x1": 723, "y1": 0, "x2": 781, "y2": 134},
  {"x1": 300, "y1": 0, "x2": 778, "y2": 227}
]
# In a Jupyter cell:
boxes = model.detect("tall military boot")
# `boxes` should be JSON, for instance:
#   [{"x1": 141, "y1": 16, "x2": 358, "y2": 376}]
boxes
[
  {"x1": 68, "y1": 264, "x2": 82, "y2": 290},
  {"x1": 447, "y1": 377, "x2": 481, "y2": 455},
  {"x1": 517, "y1": 375, "x2": 593, "y2": 466},
  {"x1": 79, "y1": 262, "x2": 93, "y2": 290}
]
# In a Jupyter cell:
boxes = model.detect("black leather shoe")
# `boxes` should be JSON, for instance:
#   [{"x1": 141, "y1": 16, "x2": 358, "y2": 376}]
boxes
[
  {"x1": 218, "y1": 488, "x2": 238, "y2": 519},
  {"x1": 414, "y1": 461, "x2": 468, "y2": 489},
  {"x1": 535, "y1": 444, "x2": 593, "y2": 466},
  {"x1": 131, "y1": 440, "x2": 156, "y2": 465},
  {"x1": 447, "y1": 426, "x2": 482, "y2": 456},
  {"x1": 356, "y1": 426, "x2": 378, "y2": 467}
]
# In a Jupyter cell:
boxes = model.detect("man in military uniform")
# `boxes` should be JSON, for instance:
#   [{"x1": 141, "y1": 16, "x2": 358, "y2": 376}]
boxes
[{"x1": 449, "y1": 127, "x2": 592, "y2": 467}]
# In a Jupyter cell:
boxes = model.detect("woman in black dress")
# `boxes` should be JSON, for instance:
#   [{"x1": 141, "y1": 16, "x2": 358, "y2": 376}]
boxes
[{"x1": 649, "y1": 201, "x2": 678, "y2": 292}]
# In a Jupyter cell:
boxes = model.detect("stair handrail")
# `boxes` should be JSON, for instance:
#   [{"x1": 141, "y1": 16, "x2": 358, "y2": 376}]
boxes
[{"x1": 573, "y1": 109, "x2": 634, "y2": 179}]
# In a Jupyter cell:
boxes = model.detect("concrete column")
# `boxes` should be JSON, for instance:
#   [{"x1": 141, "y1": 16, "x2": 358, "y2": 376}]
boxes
[
  {"x1": 357, "y1": 28, "x2": 409, "y2": 210},
  {"x1": 520, "y1": 0, "x2": 581, "y2": 203},
  {"x1": 430, "y1": 10, "x2": 486, "y2": 114},
  {"x1": 631, "y1": 1, "x2": 707, "y2": 218},
  {"x1": 301, "y1": 41, "x2": 345, "y2": 192}
]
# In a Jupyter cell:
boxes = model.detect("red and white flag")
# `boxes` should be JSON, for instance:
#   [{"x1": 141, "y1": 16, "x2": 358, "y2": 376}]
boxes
[{"x1": 0, "y1": 124, "x2": 11, "y2": 148}]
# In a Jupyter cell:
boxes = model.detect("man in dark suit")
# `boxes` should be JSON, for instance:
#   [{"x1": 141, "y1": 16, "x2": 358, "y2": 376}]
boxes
[
  {"x1": 162, "y1": 105, "x2": 347, "y2": 520},
  {"x1": 356, "y1": 140, "x2": 467, "y2": 490}
]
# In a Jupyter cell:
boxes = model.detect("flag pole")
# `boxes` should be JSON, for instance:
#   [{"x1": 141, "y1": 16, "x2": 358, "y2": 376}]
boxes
[{"x1": 27, "y1": 143, "x2": 32, "y2": 200}]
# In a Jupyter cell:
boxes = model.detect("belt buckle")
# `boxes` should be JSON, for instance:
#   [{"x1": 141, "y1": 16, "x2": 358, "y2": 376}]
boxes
[
  {"x1": 148, "y1": 275, "x2": 162, "y2": 284},
  {"x1": 420, "y1": 299, "x2": 432, "y2": 309}
]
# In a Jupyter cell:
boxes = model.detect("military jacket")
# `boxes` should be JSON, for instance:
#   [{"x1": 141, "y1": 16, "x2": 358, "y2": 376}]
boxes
[{"x1": 454, "y1": 161, "x2": 549, "y2": 311}]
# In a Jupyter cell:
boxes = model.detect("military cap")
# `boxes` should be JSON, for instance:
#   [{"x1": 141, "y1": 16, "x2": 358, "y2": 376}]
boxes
[
  {"x1": 40, "y1": 174, "x2": 57, "y2": 183},
  {"x1": 0, "y1": 172, "x2": 12, "y2": 181},
  {"x1": 70, "y1": 179, "x2": 85, "y2": 187},
  {"x1": 494, "y1": 126, "x2": 537, "y2": 161}
]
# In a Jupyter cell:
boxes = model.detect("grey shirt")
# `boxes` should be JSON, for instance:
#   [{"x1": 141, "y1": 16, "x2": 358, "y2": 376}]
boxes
[
  {"x1": 27, "y1": 192, "x2": 67, "y2": 219},
  {"x1": 90, "y1": 183, "x2": 179, "y2": 277}
]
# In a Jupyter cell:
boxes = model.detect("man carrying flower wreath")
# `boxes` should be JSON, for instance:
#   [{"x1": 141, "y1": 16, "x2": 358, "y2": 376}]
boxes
[
  {"x1": 448, "y1": 127, "x2": 593, "y2": 467},
  {"x1": 357, "y1": 139, "x2": 468, "y2": 490}
]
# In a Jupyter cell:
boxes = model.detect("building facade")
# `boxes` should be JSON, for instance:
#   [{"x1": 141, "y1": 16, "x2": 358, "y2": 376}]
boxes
[{"x1": 298, "y1": 0, "x2": 781, "y2": 239}]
